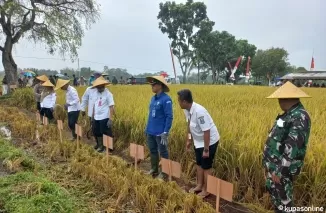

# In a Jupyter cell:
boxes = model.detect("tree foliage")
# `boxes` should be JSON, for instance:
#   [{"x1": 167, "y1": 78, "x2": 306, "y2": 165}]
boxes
[
  {"x1": 193, "y1": 30, "x2": 257, "y2": 83},
  {"x1": 251, "y1": 48, "x2": 289, "y2": 80},
  {"x1": 0, "y1": 0, "x2": 99, "y2": 87},
  {"x1": 157, "y1": 0, "x2": 214, "y2": 83}
]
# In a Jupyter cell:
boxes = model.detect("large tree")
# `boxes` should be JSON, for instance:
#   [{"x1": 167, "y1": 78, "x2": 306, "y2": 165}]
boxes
[
  {"x1": 194, "y1": 30, "x2": 237, "y2": 83},
  {"x1": 0, "y1": 0, "x2": 99, "y2": 89},
  {"x1": 233, "y1": 39, "x2": 257, "y2": 76},
  {"x1": 157, "y1": 0, "x2": 214, "y2": 83},
  {"x1": 251, "y1": 47, "x2": 289, "y2": 81}
]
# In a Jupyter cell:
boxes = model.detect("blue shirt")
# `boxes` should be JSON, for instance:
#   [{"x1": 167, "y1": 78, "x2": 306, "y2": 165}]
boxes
[{"x1": 145, "y1": 92, "x2": 173, "y2": 136}]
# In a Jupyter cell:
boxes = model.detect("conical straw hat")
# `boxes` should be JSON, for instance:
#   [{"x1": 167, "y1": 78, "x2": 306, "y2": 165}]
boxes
[
  {"x1": 91, "y1": 77, "x2": 109, "y2": 88},
  {"x1": 146, "y1": 76, "x2": 170, "y2": 92},
  {"x1": 36, "y1": 75, "x2": 48, "y2": 82},
  {"x1": 55, "y1": 79, "x2": 70, "y2": 90},
  {"x1": 266, "y1": 81, "x2": 311, "y2": 99},
  {"x1": 42, "y1": 80, "x2": 54, "y2": 87}
]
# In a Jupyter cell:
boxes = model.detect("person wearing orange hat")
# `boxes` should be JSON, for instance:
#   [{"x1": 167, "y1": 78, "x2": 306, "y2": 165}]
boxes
[
  {"x1": 40, "y1": 80, "x2": 56, "y2": 123},
  {"x1": 145, "y1": 76, "x2": 173, "y2": 180},
  {"x1": 34, "y1": 75, "x2": 49, "y2": 116},
  {"x1": 263, "y1": 81, "x2": 311, "y2": 213},
  {"x1": 55, "y1": 79, "x2": 81, "y2": 141},
  {"x1": 91, "y1": 77, "x2": 115, "y2": 153}
]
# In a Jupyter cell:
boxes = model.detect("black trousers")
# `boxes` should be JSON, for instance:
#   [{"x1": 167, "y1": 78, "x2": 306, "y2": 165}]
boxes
[
  {"x1": 68, "y1": 111, "x2": 80, "y2": 138},
  {"x1": 92, "y1": 118, "x2": 113, "y2": 138},
  {"x1": 40, "y1": 108, "x2": 54, "y2": 120},
  {"x1": 36, "y1": 102, "x2": 41, "y2": 112}
]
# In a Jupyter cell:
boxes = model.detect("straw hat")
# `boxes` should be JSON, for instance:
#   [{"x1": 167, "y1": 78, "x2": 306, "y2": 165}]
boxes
[
  {"x1": 266, "y1": 81, "x2": 311, "y2": 99},
  {"x1": 146, "y1": 76, "x2": 170, "y2": 92},
  {"x1": 36, "y1": 75, "x2": 48, "y2": 82},
  {"x1": 42, "y1": 80, "x2": 54, "y2": 87},
  {"x1": 55, "y1": 79, "x2": 70, "y2": 90},
  {"x1": 91, "y1": 77, "x2": 110, "y2": 88}
]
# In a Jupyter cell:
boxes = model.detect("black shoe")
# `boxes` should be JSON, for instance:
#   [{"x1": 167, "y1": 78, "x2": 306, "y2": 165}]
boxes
[{"x1": 94, "y1": 145, "x2": 99, "y2": 150}]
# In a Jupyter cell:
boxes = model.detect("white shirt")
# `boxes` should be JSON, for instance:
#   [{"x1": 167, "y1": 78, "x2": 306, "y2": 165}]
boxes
[
  {"x1": 66, "y1": 86, "x2": 81, "y2": 112},
  {"x1": 81, "y1": 87, "x2": 110, "y2": 117},
  {"x1": 183, "y1": 102, "x2": 220, "y2": 149},
  {"x1": 40, "y1": 93, "x2": 56, "y2": 108},
  {"x1": 93, "y1": 90, "x2": 115, "y2": 120}
]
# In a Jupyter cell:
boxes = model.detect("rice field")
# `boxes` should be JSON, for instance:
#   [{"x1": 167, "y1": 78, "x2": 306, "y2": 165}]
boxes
[{"x1": 4, "y1": 84, "x2": 326, "y2": 211}]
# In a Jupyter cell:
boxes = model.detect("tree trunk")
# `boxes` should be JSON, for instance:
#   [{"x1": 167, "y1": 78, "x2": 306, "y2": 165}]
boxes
[
  {"x1": 211, "y1": 69, "x2": 217, "y2": 84},
  {"x1": 182, "y1": 72, "x2": 187, "y2": 84},
  {"x1": 197, "y1": 64, "x2": 199, "y2": 85},
  {"x1": 2, "y1": 37, "x2": 18, "y2": 93}
]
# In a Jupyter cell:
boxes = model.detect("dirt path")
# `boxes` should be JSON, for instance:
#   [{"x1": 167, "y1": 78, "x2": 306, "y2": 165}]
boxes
[{"x1": 20, "y1": 108, "x2": 255, "y2": 213}]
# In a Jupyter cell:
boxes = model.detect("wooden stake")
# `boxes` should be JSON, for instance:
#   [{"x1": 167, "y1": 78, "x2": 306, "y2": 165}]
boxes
[
  {"x1": 216, "y1": 179, "x2": 221, "y2": 212},
  {"x1": 135, "y1": 145, "x2": 138, "y2": 170},
  {"x1": 35, "y1": 129, "x2": 40, "y2": 141},
  {"x1": 168, "y1": 160, "x2": 172, "y2": 181},
  {"x1": 43, "y1": 116, "x2": 48, "y2": 126},
  {"x1": 57, "y1": 120, "x2": 63, "y2": 143}
]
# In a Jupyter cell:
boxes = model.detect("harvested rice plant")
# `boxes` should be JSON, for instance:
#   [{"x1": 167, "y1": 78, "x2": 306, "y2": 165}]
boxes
[{"x1": 1, "y1": 84, "x2": 325, "y2": 212}]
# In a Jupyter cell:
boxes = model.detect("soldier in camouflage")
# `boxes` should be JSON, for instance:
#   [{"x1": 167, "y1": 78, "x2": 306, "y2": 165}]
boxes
[{"x1": 263, "y1": 81, "x2": 311, "y2": 213}]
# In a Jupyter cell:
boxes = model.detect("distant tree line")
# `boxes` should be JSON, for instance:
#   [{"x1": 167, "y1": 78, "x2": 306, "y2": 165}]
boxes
[{"x1": 157, "y1": 0, "x2": 307, "y2": 84}]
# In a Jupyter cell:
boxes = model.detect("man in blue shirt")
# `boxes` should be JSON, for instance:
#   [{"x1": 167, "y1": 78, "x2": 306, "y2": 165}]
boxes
[{"x1": 145, "y1": 76, "x2": 173, "y2": 179}]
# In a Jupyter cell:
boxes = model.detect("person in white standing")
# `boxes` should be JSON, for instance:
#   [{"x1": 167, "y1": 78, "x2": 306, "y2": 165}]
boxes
[
  {"x1": 177, "y1": 89, "x2": 220, "y2": 199},
  {"x1": 91, "y1": 77, "x2": 115, "y2": 153},
  {"x1": 55, "y1": 78, "x2": 81, "y2": 141},
  {"x1": 80, "y1": 72, "x2": 104, "y2": 123},
  {"x1": 40, "y1": 80, "x2": 56, "y2": 123}
]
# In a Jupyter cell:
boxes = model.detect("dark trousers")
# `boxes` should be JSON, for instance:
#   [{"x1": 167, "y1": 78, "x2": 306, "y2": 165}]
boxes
[
  {"x1": 40, "y1": 108, "x2": 54, "y2": 121},
  {"x1": 68, "y1": 111, "x2": 80, "y2": 138},
  {"x1": 92, "y1": 118, "x2": 113, "y2": 137},
  {"x1": 146, "y1": 134, "x2": 169, "y2": 159},
  {"x1": 36, "y1": 102, "x2": 41, "y2": 112}
]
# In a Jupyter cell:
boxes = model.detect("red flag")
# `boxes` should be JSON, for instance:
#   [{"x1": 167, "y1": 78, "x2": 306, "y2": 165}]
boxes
[
  {"x1": 310, "y1": 57, "x2": 314, "y2": 70},
  {"x1": 246, "y1": 56, "x2": 251, "y2": 76}
]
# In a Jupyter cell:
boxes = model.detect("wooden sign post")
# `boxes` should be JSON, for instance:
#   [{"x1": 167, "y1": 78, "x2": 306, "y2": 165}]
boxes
[
  {"x1": 36, "y1": 113, "x2": 41, "y2": 123},
  {"x1": 9, "y1": 85, "x2": 17, "y2": 91},
  {"x1": 35, "y1": 129, "x2": 40, "y2": 141},
  {"x1": 130, "y1": 143, "x2": 144, "y2": 170},
  {"x1": 75, "y1": 124, "x2": 82, "y2": 149},
  {"x1": 207, "y1": 175, "x2": 234, "y2": 213},
  {"x1": 160, "y1": 158, "x2": 181, "y2": 181},
  {"x1": 57, "y1": 120, "x2": 63, "y2": 143},
  {"x1": 103, "y1": 135, "x2": 113, "y2": 164},
  {"x1": 43, "y1": 116, "x2": 48, "y2": 126}
]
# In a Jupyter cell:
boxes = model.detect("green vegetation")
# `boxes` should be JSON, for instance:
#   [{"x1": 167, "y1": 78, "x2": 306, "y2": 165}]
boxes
[
  {"x1": 0, "y1": 138, "x2": 89, "y2": 213},
  {"x1": 0, "y1": 172, "x2": 77, "y2": 213}
]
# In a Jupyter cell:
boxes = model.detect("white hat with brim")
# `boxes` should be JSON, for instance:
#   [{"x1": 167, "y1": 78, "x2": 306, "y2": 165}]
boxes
[
  {"x1": 91, "y1": 77, "x2": 110, "y2": 88},
  {"x1": 266, "y1": 81, "x2": 311, "y2": 99},
  {"x1": 36, "y1": 75, "x2": 48, "y2": 82},
  {"x1": 42, "y1": 80, "x2": 55, "y2": 87},
  {"x1": 146, "y1": 76, "x2": 170, "y2": 92},
  {"x1": 54, "y1": 79, "x2": 70, "y2": 90}
]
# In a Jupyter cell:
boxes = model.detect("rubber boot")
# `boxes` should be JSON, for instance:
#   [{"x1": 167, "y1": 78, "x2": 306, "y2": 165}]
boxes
[
  {"x1": 94, "y1": 137, "x2": 99, "y2": 150},
  {"x1": 96, "y1": 136, "x2": 105, "y2": 153},
  {"x1": 147, "y1": 154, "x2": 159, "y2": 177}
]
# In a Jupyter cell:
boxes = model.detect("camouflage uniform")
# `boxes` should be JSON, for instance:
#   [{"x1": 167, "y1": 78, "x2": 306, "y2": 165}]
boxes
[{"x1": 263, "y1": 102, "x2": 311, "y2": 213}]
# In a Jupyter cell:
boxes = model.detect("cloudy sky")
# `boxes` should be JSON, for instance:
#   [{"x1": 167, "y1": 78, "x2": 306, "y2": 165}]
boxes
[{"x1": 10, "y1": 0, "x2": 326, "y2": 75}]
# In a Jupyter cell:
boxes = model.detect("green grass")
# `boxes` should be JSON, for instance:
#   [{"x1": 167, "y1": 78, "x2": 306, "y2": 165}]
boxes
[
  {"x1": 0, "y1": 138, "x2": 90, "y2": 213},
  {"x1": 0, "y1": 139, "x2": 37, "y2": 172},
  {"x1": 0, "y1": 172, "x2": 77, "y2": 213}
]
